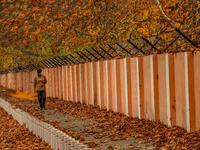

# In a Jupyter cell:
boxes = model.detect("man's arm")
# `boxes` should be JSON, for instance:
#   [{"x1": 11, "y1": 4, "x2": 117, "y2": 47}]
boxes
[
  {"x1": 34, "y1": 77, "x2": 37, "y2": 92},
  {"x1": 43, "y1": 76, "x2": 47, "y2": 84}
]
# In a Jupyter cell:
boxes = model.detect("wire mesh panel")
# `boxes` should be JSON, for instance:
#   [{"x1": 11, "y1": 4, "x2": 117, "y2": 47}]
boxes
[{"x1": 0, "y1": 28, "x2": 199, "y2": 74}]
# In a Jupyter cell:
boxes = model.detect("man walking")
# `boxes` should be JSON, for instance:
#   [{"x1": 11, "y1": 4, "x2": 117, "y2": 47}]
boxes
[{"x1": 34, "y1": 69, "x2": 47, "y2": 110}]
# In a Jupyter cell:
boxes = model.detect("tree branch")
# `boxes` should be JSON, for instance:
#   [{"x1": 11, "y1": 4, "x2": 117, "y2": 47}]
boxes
[
  {"x1": 152, "y1": 0, "x2": 199, "y2": 49},
  {"x1": 152, "y1": 0, "x2": 181, "y2": 29}
]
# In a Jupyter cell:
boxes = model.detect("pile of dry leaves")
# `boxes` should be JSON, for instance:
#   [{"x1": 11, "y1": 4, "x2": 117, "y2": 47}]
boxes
[
  {"x1": 0, "y1": 86, "x2": 199, "y2": 149},
  {"x1": 0, "y1": 107, "x2": 51, "y2": 149}
]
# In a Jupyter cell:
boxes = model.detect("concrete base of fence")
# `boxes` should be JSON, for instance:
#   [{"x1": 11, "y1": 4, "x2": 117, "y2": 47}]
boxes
[{"x1": 0, "y1": 98, "x2": 91, "y2": 150}]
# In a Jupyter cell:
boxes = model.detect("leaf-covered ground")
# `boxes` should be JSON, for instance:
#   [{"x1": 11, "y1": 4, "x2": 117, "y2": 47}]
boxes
[
  {"x1": 0, "y1": 86, "x2": 200, "y2": 149},
  {"x1": 0, "y1": 107, "x2": 52, "y2": 149}
]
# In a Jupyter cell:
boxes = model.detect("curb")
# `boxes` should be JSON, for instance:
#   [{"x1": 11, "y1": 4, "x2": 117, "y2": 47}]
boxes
[{"x1": 0, "y1": 98, "x2": 91, "y2": 150}]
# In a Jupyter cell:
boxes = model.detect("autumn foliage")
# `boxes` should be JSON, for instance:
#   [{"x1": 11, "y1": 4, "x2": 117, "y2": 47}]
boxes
[
  {"x1": 0, "y1": 0, "x2": 199, "y2": 70},
  {"x1": 11, "y1": 88, "x2": 37, "y2": 100}
]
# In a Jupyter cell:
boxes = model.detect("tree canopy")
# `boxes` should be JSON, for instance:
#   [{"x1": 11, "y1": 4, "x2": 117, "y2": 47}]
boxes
[{"x1": 0, "y1": 0, "x2": 199, "y2": 69}]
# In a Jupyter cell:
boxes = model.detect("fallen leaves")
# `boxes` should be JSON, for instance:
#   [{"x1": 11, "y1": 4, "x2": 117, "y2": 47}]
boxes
[
  {"x1": 0, "y1": 86, "x2": 200, "y2": 149},
  {"x1": 0, "y1": 107, "x2": 52, "y2": 149},
  {"x1": 84, "y1": 139, "x2": 100, "y2": 148}
]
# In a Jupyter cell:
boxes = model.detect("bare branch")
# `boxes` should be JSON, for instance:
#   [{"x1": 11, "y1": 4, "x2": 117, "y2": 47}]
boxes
[{"x1": 152, "y1": 0, "x2": 181, "y2": 29}]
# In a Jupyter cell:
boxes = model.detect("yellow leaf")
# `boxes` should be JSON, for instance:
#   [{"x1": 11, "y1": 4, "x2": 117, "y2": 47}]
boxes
[
  {"x1": 33, "y1": 29, "x2": 40, "y2": 35},
  {"x1": 11, "y1": 89, "x2": 37, "y2": 100},
  {"x1": 39, "y1": 16, "x2": 44, "y2": 23},
  {"x1": 174, "y1": 23, "x2": 181, "y2": 29},
  {"x1": 10, "y1": 26, "x2": 18, "y2": 32}
]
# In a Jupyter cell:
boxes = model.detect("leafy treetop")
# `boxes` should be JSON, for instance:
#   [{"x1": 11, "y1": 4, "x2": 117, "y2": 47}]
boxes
[{"x1": 0, "y1": 0, "x2": 199, "y2": 69}]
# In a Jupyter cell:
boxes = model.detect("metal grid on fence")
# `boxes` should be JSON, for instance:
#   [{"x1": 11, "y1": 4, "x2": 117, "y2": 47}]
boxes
[{"x1": 0, "y1": 28, "x2": 199, "y2": 74}]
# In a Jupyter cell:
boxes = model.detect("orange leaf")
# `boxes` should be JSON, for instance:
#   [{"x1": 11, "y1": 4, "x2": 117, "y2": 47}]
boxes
[
  {"x1": 11, "y1": 89, "x2": 37, "y2": 100},
  {"x1": 77, "y1": 0, "x2": 83, "y2": 5},
  {"x1": 89, "y1": 0, "x2": 93, "y2": 5}
]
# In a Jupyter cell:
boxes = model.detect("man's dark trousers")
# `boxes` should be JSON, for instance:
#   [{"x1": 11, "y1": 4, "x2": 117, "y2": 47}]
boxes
[{"x1": 37, "y1": 90, "x2": 46, "y2": 109}]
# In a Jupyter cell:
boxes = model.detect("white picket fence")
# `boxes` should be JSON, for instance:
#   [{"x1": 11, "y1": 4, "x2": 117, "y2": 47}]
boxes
[{"x1": 0, "y1": 98, "x2": 91, "y2": 150}]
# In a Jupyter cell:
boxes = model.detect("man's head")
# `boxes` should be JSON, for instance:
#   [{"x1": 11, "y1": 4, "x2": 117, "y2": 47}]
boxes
[{"x1": 37, "y1": 69, "x2": 42, "y2": 75}]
